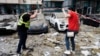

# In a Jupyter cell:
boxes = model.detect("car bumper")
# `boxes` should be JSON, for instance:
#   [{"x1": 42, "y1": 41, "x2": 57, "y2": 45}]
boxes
[
  {"x1": 58, "y1": 24, "x2": 68, "y2": 31},
  {"x1": 27, "y1": 26, "x2": 48, "y2": 34},
  {"x1": 0, "y1": 28, "x2": 16, "y2": 34},
  {"x1": 0, "y1": 27, "x2": 16, "y2": 31}
]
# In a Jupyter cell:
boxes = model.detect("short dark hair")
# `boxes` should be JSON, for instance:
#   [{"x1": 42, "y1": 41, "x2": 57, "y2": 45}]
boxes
[{"x1": 68, "y1": 7, "x2": 75, "y2": 11}]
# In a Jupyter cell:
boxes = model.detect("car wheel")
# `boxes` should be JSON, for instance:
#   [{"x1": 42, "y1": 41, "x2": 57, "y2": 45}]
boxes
[
  {"x1": 44, "y1": 26, "x2": 49, "y2": 33},
  {"x1": 48, "y1": 21, "x2": 52, "y2": 28},
  {"x1": 55, "y1": 23, "x2": 59, "y2": 31}
]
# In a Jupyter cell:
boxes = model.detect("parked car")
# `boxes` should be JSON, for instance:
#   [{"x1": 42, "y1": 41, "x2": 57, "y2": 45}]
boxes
[
  {"x1": 86, "y1": 14, "x2": 100, "y2": 21},
  {"x1": 27, "y1": 13, "x2": 48, "y2": 34},
  {"x1": 48, "y1": 12, "x2": 68, "y2": 31},
  {"x1": 0, "y1": 15, "x2": 18, "y2": 33},
  {"x1": 81, "y1": 14, "x2": 100, "y2": 27},
  {"x1": 43, "y1": 8, "x2": 64, "y2": 21}
]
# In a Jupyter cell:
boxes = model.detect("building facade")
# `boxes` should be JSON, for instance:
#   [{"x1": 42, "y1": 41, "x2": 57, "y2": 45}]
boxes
[
  {"x1": 0, "y1": 0, "x2": 100, "y2": 14},
  {"x1": 0, "y1": 0, "x2": 42, "y2": 14},
  {"x1": 43, "y1": 0, "x2": 64, "y2": 8},
  {"x1": 43, "y1": 0, "x2": 100, "y2": 14},
  {"x1": 75, "y1": 0, "x2": 100, "y2": 14},
  {"x1": 43, "y1": 0, "x2": 73, "y2": 8}
]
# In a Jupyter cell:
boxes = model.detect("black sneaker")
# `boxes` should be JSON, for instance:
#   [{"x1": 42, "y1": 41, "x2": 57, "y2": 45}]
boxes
[
  {"x1": 13, "y1": 53, "x2": 21, "y2": 56},
  {"x1": 23, "y1": 48, "x2": 29, "y2": 50},
  {"x1": 23, "y1": 48, "x2": 34, "y2": 51}
]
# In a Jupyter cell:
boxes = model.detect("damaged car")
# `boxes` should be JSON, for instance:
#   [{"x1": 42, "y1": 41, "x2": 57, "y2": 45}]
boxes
[
  {"x1": 81, "y1": 14, "x2": 100, "y2": 27},
  {"x1": 48, "y1": 12, "x2": 68, "y2": 31},
  {"x1": 0, "y1": 15, "x2": 18, "y2": 33},
  {"x1": 27, "y1": 13, "x2": 48, "y2": 34}
]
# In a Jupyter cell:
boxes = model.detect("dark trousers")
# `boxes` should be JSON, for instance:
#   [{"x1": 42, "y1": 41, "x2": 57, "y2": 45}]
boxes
[
  {"x1": 65, "y1": 30, "x2": 78, "y2": 51},
  {"x1": 17, "y1": 30, "x2": 27, "y2": 53}
]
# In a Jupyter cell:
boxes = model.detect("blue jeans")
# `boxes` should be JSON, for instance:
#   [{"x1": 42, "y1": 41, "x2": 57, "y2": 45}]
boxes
[{"x1": 65, "y1": 30, "x2": 78, "y2": 51}]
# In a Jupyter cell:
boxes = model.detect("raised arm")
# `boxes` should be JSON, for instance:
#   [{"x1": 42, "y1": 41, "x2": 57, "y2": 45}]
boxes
[
  {"x1": 30, "y1": 10, "x2": 38, "y2": 19},
  {"x1": 62, "y1": 8, "x2": 70, "y2": 18}
]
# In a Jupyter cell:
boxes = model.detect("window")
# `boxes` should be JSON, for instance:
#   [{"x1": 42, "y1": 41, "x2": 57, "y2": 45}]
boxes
[{"x1": 0, "y1": 4, "x2": 18, "y2": 14}]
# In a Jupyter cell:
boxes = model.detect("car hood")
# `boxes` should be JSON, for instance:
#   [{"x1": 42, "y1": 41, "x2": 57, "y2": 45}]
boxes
[
  {"x1": 57, "y1": 18, "x2": 66, "y2": 22},
  {"x1": 0, "y1": 17, "x2": 17, "y2": 27},
  {"x1": 29, "y1": 13, "x2": 47, "y2": 30},
  {"x1": 0, "y1": 15, "x2": 18, "y2": 30},
  {"x1": 29, "y1": 19, "x2": 46, "y2": 30},
  {"x1": 56, "y1": 18, "x2": 68, "y2": 25}
]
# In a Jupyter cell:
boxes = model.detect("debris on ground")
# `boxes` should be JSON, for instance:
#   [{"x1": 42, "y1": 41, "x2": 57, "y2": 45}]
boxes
[{"x1": 0, "y1": 25, "x2": 100, "y2": 56}]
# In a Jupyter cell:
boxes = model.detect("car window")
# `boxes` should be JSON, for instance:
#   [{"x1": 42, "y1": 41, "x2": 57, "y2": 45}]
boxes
[
  {"x1": 51, "y1": 14, "x2": 56, "y2": 19},
  {"x1": 54, "y1": 13, "x2": 65, "y2": 18},
  {"x1": 31, "y1": 13, "x2": 44, "y2": 20}
]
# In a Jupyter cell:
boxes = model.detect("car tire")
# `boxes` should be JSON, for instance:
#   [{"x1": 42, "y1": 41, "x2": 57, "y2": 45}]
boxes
[
  {"x1": 44, "y1": 26, "x2": 49, "y2": 33},
  {"x1": 55, "y1": 23, "x2": 59, "y2": 31},
  {"x1": 48, "y1": 21, "x2": 52, "y2": 28}
]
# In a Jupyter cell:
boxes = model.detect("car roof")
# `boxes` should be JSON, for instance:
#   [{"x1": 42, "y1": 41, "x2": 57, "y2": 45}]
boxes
[
  {"x1": 53, "y1": 12, "x2": 65, "y2": 18},
  {"x1": 30, "y1": 13, "x2": 46, "y2": 26}
]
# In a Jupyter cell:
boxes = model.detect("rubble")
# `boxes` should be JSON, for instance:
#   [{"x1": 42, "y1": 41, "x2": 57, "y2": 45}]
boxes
[
  {"x1": 0, "y1": 24, "x2": 100, "y2": 56},
  {"x1": 81, "y1": 50, "x2": 91, "y2": 56},
  {"x1": 97, "y1": 52, "x2": 100, "y2": 56},
  {"x1": 22, "y1": 50, "x2": 30, "y2": 56},
  {"x1": 43, "y1": 51, "x2": 51, "y2": 56},
  {"x1": 54, "y1": 46, "x2": 62, "y2": 53},
  {"x1": 51, "y1": 32, "x2": 59, "y2": 37}
]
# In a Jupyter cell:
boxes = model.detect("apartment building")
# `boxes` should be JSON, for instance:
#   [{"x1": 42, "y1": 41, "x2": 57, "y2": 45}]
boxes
[
  {"x1": 43, "y1": 0, "x2": 73, "y2": 8},
  {"x1": 43, "y1": 0, "x2": 63, "y2": 8},
  {"x1": 0, "y1": 0, "x2": 99, "y2": 14},
  {"x1": 0, "y1": 0, "x2": 42, "y2": 14},
  {"x1": 75, "y1": 0, "x2": 100, "y2": 14}
]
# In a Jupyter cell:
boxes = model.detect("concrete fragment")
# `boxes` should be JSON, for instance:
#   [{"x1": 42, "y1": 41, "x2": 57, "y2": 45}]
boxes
[
  {"x1": 86, "y1": 32, "x2": 94, "y2": 38},
  {"x1": 47, "y1": 38, "x2": 56, "y2": 42},
  {"x1": 47, "y1": 38, "x2": 60, "y2": 44},
  {"x1": 39, "y1": 33, "x2": 45, "y2": 37},
  {"x1": 91, "y1": 48, "x2": 100, "y2": 54},
  {"x1": 54, "y1": 46, "x2": 62, "y2": 52},
  {"x1": 30, "y1": 52, "x2": 40, "y2": 56},
  {"x1": 56, "y1": 36, "x2": 62, "y2": 41},
  {"x1": 12, "y1": 33, "x2": 18, "y2": 39},
  {"x1": 43, "y1": 40, "x2": 55, "y2": 47},
  {"x1": 43, "y1": 51, "x2": 51, "y2": 56},
  {"x1": 0, "y1": 38, "x2": 5, "y2": 42},
  {"x1": 81, "y1": 50, "x2": 91, "y2": 56},
  {"x1": 94, "y1": 41, "x2": 100, "y2": 48},
  {"x1": 97, "y1": 52, "x2": 100, "y2": 56},
  {"x1": 51, "y1": 32, "x2": 59, "y2": 37},
  {"x1": 22, "y1": 50, "x2": 29, "y2": 56}
]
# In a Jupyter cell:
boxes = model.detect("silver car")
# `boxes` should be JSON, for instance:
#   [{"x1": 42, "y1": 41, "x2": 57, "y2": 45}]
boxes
[
  {"x1": 0, "y1": 15, "x2": 18, "y2": 33},
  {"x1": 27, "y1": 13, "x2": 48, "y2": 34}
]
